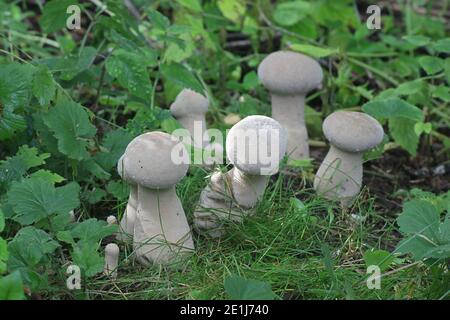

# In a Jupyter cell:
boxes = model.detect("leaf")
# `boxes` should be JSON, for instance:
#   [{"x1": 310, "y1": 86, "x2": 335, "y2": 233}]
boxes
[
  {"x1": 106, "y1": 180, "x2": 129, "y2": 201},
  {"x1": 160, "y1": 63, "x2": 203, "y2": 93},
  {"x1": 0, "y1": 110, "x2": 27, "y2": 141},
  {"x1": 0, "y1": 62, "x2": 34, "y2": 110},
  {"x1": 394, "y1": 80, "x2": 425, "y2": 96},
  {"x1": 403, "y1": 35, "x2": 430, "y2": 47},
  {"x1": 94, "y1": 129, "x2": 133, "y2": 171},
  {"x1": 418, "y1": 56, "x2": 444, "y2": 75},
  {"x1": 40, "y1": 0, "x2": 80, "y2": 33},
  {"x1": 176, "y1": 0, "x2": 202, "y2": 12},
  {"x1": 273, "y1": 1, "x2": 310, "y2": 26},
  {"x1": 290, "y1": 43, "x2": 338, "y2": 58},
  {"x1": 217, "y1": 0, "x2": 246, "y2": 23},
  {"x1": 105, "y1": 49, "x2": 152, "y2": 100},
  {"x1": 363, "y1": 249, "x2": 395, "y2": 272},
  {"x1": 71, "y1": 242, "x2": 103, "y2": 277},
  {"x1": 444, "y1": 58, "x2": 450, "y2": 85},
  {"x1": 431, "y1": 85, "x2": 450, "y2": 102},
  {"x1": 59, "y1": 47, "x2": 97, "y2": 81},
  {"x1": 69, "y1": 218, "x2": 117, "y2": 244},
  {"x1": 432, "y1": 38, "x2": 450, "y2": 53},
  {"x1": 224, "y1": 274, "x2": 275, "y2": 300},
  {"x1": 7, "y1": 177, "x2": 80, "y2": 226},
  {"x1": 32, "y1": 65, "x2": 56, "y2": 106},
  {"x1": 0, "y1": 208, "x2": 4, "y2": 232},
  {"x1": 0, "y1": 271, "x2": 25, "y2": 300},
  {"x1": 147, "y1": 8, "x2": 170, "y2": 29},
  {"x1": 362, "y1": 98, "x2": 423, "y2": 121},
  {"x1": 29, "y1": 169, "x2": 65, "y2": 184},
  {"x1": 389, "y1": 117, "x2": 420, "y2": 156},
  {"x1": 42, "y1": 97, "x2": 96, "y2": 161}
]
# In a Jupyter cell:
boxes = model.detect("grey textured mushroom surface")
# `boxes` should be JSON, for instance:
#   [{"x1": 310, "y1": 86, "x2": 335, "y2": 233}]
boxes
[
  {"x1": 258, "y1": 50, "x2": 323, "y2": 160},
  {"x1": 314, "y1": 111, "x2": 384, "y2": 206},
  {"x1": 194, "y1": 115, "x2": 287, "y2": 238},
  {"x1": 121, "y1": 131, "x2": 194, "y2": 265}
]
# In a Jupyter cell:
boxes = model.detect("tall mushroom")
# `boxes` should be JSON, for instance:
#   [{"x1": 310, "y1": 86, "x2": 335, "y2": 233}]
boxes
[
  {"x1": 104, "y1": 243, "x2": 119, "y2": 279},
  {"x1": 116, "y1": 154, "x2": 138, "y2": 242},
  {"x1": 194, "y1": 115, "x2": 287, "y2": 237},
  {"x1": 314, "y1": 111, "x2": 384, "y2": 206},
  {"x1": 121, "y1": 131, "x2": 194, "y2": 265},
  {"x1": 258, "y1": 51, "x2": 323, "y2": 160},
  {"x1": 170, "y1": 89, "x2": 210, "y2": 148}
]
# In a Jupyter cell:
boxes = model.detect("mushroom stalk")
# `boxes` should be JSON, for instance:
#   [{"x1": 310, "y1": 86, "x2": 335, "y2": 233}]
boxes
[
  {"x1": 231, "y1": 168, "x2": 268, "y2": 208},
  {"x1": 313, "y1": 145, "x2": 363, "y2": 206},
  {"x1": 271, "y1": 94, "x2": 308, "y2": 159},
  {"x1": 117, "y1": 184, "x2": 137, "y2": 241},
  {"x1": 104, "y1": 243, "x2": 119, "y2": 279},
  {"x1": 177, "y1": 113, "x2": 209, "y2": 148},
  {"x1": 134, "y1": 186, "x2": 194, "y2": 265}
]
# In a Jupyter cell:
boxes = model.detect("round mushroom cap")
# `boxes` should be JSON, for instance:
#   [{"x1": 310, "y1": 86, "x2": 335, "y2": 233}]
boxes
[
  {"x1": 323, "y1": 111, "x2": 384, "y2": 152},
  {"x1": 122, "y1": 132, "x2": 189, "y2": 189},
  {"x1": 258, "y1": 51, "x2": 323, "y2": 95},
  {"x1": 226, "y1": 115, "x2": 287, "y2": 175},
  {"x1": 117, "y1": 154, "x2": 136, "y2": 185},
  {"x1": 105, "y1": 243, "x2": 119, "y2": 256},
  {"x1": 170, "y1": 89, "x2": 209, "y2": 117}
]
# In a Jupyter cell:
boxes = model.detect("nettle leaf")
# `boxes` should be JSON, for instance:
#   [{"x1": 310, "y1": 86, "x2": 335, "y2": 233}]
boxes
[
  {"x1": 0, "y1": 271, "x2": 25, "y2": 300},
  {"x1": 8, "y1": 226, "x2": 59, "y2": 269},
  {"x1": 69, "y1": 218, "x2": 117, "y2": 244},
  {"x1": 7, "y1": 177, "x2": 80, "y2": 226},
  {"x1": 160, "y1": 63, "x2": 203, "y2": 93},
  {"x1": 106, "y1": 49, "x2": 152, "y2": 100},
  {"x1": 42, "y1": 98, "x2": 96, "y2": 161},
  {"x1": 40, "y1": 0, "x2": 80, "y2": 33},
  {"x1": 94, "y1": 129, "x2": 133, "y2": 171},
  {"x1": 224, "y1": 274, "x2": 276, "y2": 300},
  {"x1": 395, "y1": 200, "x2": 450, "y2": 261},
  {"x1": 273, "y1": 1, "x2": 311, "y2": 26},
  {"x1": 32, "y1": 65, "x2": 56, "y2": 106},
  {"x1": 418, "y1": 56, "x2": 444, "y2": 75}
]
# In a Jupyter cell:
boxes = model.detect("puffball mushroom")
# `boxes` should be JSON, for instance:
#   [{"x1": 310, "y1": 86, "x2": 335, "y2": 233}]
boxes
[
  {"x1": 104, "y1": 243, "x2": 119, "y2": 279},
  {"x1": 314, "y1": 111, "x2": 384, "y2": 206},
  {"x1": 116, "y1": 154, "x2": 138, "y2": 242},
  {"x1": 194, "y1": 115, "x2": 287, "y2": 237},
  {"x1": 258, "y1": 51, "x2": 323, "y2": 160},
  {"x1": 106, "y1": 215, "x2": 117, "y2": 225},
  {"x1": 170, "y1": 89, "x2": 210, "y2": 148},
  {"x1": 121, "y1": 131, "x2": 194, "y2": 265}
]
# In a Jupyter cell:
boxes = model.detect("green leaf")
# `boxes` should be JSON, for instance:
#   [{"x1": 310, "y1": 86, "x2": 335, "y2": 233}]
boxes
[
  {"x1": 69, "y1": 218, "x2": 117, "y2": 244},
  {"x1": 7, "y1": 177, "x2": 80, "y2": 225},
  {"x1": 176, "y1": 0, "x2": 202, "y2": 12},
  {"x1": 217, "y1": 0, "x2": 246, "y2": 23},
  {"x1": 362, "y1": 98, "x2": 423, "y2": 121},
  {"x1": 273, "y1": 1, "x2": 310, "y2": 26},
  {"x1": 40, "y1": 0, "x2": 79, "y2": 33},
  {"x1": 394, "y1": 80, "x2": 425, "y2": 96},
  {"x1": 59, "y1": 47, "x2": 97, "y2": 81},
  {"x1": 0, "y1": 271, "x2": 25, "y2": 300},
  {"x1": 0, "y1": 236, "x2": 7, "y2": 274},
  {"x1": 363, "y1": 249, "x2": 395, "y2": 272},
  {"x1": 160, "y1": 63, "x2": 203, "y2": 93},
  {"x1": 0, "y1": 110, "x2": 27, "y2": 141},
  {"x1": 0, "y1": 208, "x2": 4, "y2": 232},
  {"x1": 42, "y1": 97, "x2": 96, "y2": 161},
  {"x1": 444, "y1": 58, "x2": 450, "y2": 85},
  {"x1": 29, "y1": 169, "x2": 65, "y2": 184},
  {"x1": 105, "y1": 49, "x2": 152, "y2": 100},
  {"x1": 432, "y1": 38, "x2": 450, "y2": 53},
  {"x1": 0, "y1": 62, "x2": 34, "y2": 110},
  {"x1": 414, "y1": 122, "x2": 432, "y2": 136},
  {"x1": 290, "y1": 43, "x2": 338, "y2": 58},
  {"x1": 32, "y1": 65, "x2": 56, "y2": 106},
  {"x1": 431, "y1": 85, "x2": 450, "y2": 102},
  {"x1": 71, "y1": 242, "x2": 103, "y2": 277},
  {"x1": 147, "y1": 9, "x2": 171, "y2": 29},
  {"x1": 106, "y1": 181, "x2": 129, "y2": 201},
  {"x1": 224, "y1": 274, "x2": 275, "y2": 300},
  {"x1": 389, "y1": 117, "x2": 420, "y2": 156},
  {"x1": 418, "y1": 56, "x2": 444, "y2": 75},
  {"x1": 94, "y1": 129, "x2": 133, "y2": 171},
  {"x1": 403, "y1": 35, "x2": 430, "y2": 47}
]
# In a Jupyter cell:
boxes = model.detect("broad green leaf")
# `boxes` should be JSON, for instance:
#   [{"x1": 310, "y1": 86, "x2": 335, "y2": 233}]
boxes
[
  {"x1": 273, "y1": 1, "x2": 310, "y2": 26},
  {"x1": 32, "y1": 65, "x2": 56, "y2": 106},
  {"x1": 0, "y1": 110, "x2": 27, "y2": 141},
  {"x1": 0, "y1": 271, "x2": 25, "y2": 300},
  {"x1": 69, "y1": 218, "x2": 117, "y2": 244},
  {"x1": 94, "y1": 129, "x2": 133, "y2": 171},
  {"x1": 0, "y1": 237, "x2": 7, "y2": 274},
  {"x1": 389, "y1": 117, "x2": 420, "y2": 156},
  {"x1": 147, "y1": 8, "x2": 171, "y2": 29},
  {"x1": 362, "y1": 98, "x2": 423, "y2": 121},
  {"x1": 418, "y1": 56, "x2": 444, "y2": 75},
  {"x1": 432, "y1": 38, "x2": 450, "y2": 53},
  {"x1": 59, "y1": 46, "x2": 97, "y2": 81},
  {"x1": 403, "y1": 35, "x2": 430, "y2": 47},
  {"x1": 87, "y1": 188, "x2": 107, "y2": 204},
  {"x1": 106, "y1": 181, "x2": 129, "y2": 201},
  {"x1": 160, "y1": 63, "x2": 204, "y2": 93},
  {"x1": 29, "y1": 169, "x2": 65, "y2": 184},
  {"x1": 431, "y1": 85, "x2": 450, "y2": 102},
  {"x1": 224, "y1": 274, "x2": 275, "y2": 300},
  {"x1": 0, "y1": 62, "x2": 34, "y2": 110},
  {"x1": 176, "y1": 0, "x2": 202, "y2": 12},
  {"x1": 7, "y1": 177, "x2": 80, "y2": 225},
  {"x1": 394, "y1": 80, "x2": 425, "y2": 96},
  {"x1": 42, "y1": 98, "x2": 96, "y2": 161},
  {"x1": 290, "y1": 43, "x2": 338, "y2": 58},
  {"x1": 106, "y1": 49, "x2": 152, "y2": 100},
  {"x1": 414, "y1": 122, "x2": 432, "y2": 136},
  {"x1": 40, "y1": 0, "x2": 79, "y2": 33},
  {"x1": 363, "y1": 249, "x2": 395, "y2": 272},
  {"x1": 71, "y1": 242, "x2": 103, "y2": 277},
  {"x1": 217, "y1": 0, "x2": 246, "y2": 23}
]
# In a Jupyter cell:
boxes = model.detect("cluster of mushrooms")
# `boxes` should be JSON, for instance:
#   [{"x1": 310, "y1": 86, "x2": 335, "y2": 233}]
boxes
[{"x1": 103, "y1": 50, "x2": 384, "y2": 277}]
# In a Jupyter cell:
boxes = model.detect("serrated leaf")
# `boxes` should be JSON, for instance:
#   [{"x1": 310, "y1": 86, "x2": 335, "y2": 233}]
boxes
[
  {"x1": 389, "y1": 117, "x2": 420, "y2": 156},
  {"x1": 418, "y1": 56, "x2": 444, "y2": 75},
  {"x1": 0, "y1": 62, "x2": 34, "y2": 110},
  {"x1": 59, "y1": 47, "x2": 97, "y2": 81},
  {"x1": 29, "y1": 169, "x2": 65, "y2": 184},
  {"x1": 362, "y1": 98, "x2": 423, "y2": 121},
  {"x1": 106, "y1": 49, "x2": 152, "y2": 100},
  {"x1": 290, "y1": 43, "x2": 338, "y2": 58},
  {"x1": 224, "y1": 274, "x2": 275, "y2": 300},
  {"x1": 69, "y1": 218, "x2": 117, "y2": 244},
  {"x1": 32, "y1": 65, "x2": 56, "y2": 106},
  {"x1": 42, "y1": 98, "x2": 96, "y2": 161},
  {"x1": 94, "y1": 129, "x2": 133, "y2": 171},
  {"x1": 432, "y1": 38, "x2": 450, "y2": 53},
  {"x1": 7, "y1": 177, "x2": 80, "y2": 226},
  {"x1": 160, "y1": 63, "x2": 203, "y2": 93},
  {"x1": 274, "y1": 1, "x2": 310, "y2": 26},
  {"x1": 40, "y1": 0, "x2": 80, "y2": 33},
  {"x1": 71, "y1": 242, "x2": 104, "y2": 277},
  {"x1": 0, "y1": 110, "x2": 27, "y2": 141},
  {"x1": 363, "y1": 249, "x2": 395, "y2": 272},
  {"x1": 0, "y1": 271, "x2": 25, "y2": 300}
]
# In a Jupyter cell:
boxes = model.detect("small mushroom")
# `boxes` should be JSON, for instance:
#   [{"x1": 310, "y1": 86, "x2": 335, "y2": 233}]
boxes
[
  {"x1": 104, "y1": 243, "x2": 119, "y2": 279},
  {"x1": 122, "y1": 131, "x2": 194, "y2": 265},
  {"x1": 116, "y1": 154, "x2": 138, "y2": 242},
  {"x1": 258, "y1": 51, "x2": 323, "y2": 160},
  {"x1": 314, "y1": 111, "x2": 384, "y2": 206},
  {"x1": 194, "y1": 115, "x2": 287, "y2": 237},
  {"x1": 106, "y1": 215, "x2": 117, "y2": 225},
  {"x1": 170, "y1": 89, "x2": 210, "y2": 148}
]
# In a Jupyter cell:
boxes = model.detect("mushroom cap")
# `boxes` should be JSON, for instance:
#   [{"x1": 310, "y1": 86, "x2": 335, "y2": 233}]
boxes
[
  {"x1": 170, "y1": 89, "x2": 209, "y2": 117},
  {"x1": 257, "y1": 51, "x2": 323, "y2": 95},
  {"x1": 226, "y1": 115, "x2": 287, "y2": 175},
  {"x1": 117, "y1": 154, "x2": 136, "y2": 185},
  {"x1": 323, "y1": 111, "x2": 384, "y2": 152},
  {"x1": 122, "y1": 132, "x2": 189, "y2": 189},
  {"x1": 105, "y1": 243, "x2": 119, "y2": 256}
]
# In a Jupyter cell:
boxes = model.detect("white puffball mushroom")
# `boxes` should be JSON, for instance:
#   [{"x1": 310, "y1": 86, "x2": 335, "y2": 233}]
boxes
[
  {"x1": 116, "y1": 154, "x2": 138, "y2": 242},
  {"x1": 170, "y1": 89, "x2": 210, "y2": 148},
  {"x1": 122, "y1": 131, "x2": 194, "y2": 265},
  {"x1": 104, "y1": 243, "x2": 120, "y2": 279},
  {"x1": 258, "y1": 51, "x2": 323, "y2": 160},
  {"x1": 194, "y1": 115, "x2": 287, "y2": 237},
  {"x1": 106, "y1": 215, "x2": 117, "y2": 225},
  {"x1": 314, "y1": 111, "x2": 384, "y2": 206}
]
